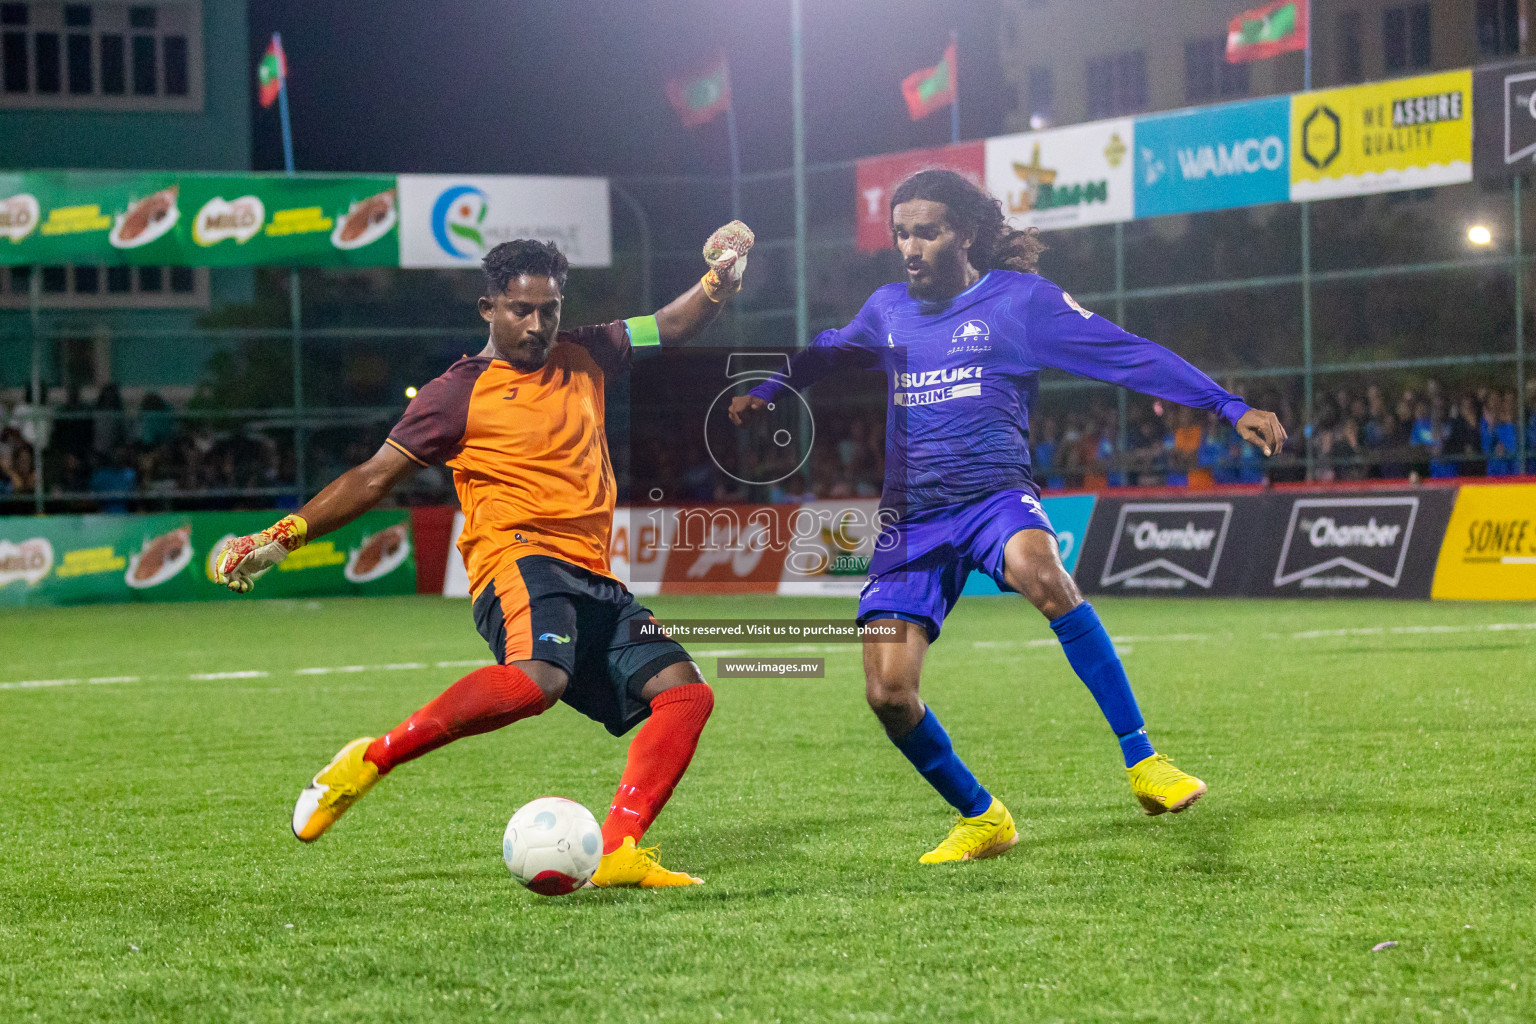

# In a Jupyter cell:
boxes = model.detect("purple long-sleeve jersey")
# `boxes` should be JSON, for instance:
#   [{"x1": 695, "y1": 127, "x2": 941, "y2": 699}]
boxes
[{"x1": 750, "y1": 270, "x2": 1251, "y2": 514}]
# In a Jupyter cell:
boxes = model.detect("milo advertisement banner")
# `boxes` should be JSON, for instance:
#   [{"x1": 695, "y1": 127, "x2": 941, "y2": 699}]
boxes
[{"x1": 0, "y1": 509, "x2": 414, "y2": 607}]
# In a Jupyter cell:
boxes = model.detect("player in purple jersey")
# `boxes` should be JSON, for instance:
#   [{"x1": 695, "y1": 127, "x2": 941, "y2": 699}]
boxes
[{"x1": 731, "y1": 170, "x2": 1286, "y2": 863}]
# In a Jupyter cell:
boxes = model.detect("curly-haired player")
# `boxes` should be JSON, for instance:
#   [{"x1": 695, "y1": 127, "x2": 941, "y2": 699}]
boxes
[
  {"x1": 732, "y1": 171, "x2": 1286, "y2": 862},
  {"x1": 216, "y1": 223, "x2": 753, "y2": 887}
]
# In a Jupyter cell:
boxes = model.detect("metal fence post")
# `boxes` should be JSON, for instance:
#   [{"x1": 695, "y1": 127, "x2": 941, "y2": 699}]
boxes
[
  {"x1": 791, "y1": 0, "x2": 808, "y2": 348},
  {"x1": 290, "y1": 269, "x2": 306, "y2": 501},
  {"x1": 610, "y1": 182, "x2": 653, "y2": 313},
  {"x1": 1113, "y1": 222, "x2": 1128, "y2": 469},
  {"x1": 28, "y1": 264, "x2": 43, "y2": 515},
  {"x1": 1301, "y1": 202, "x2": 1314, "y2": 480},
  {"x1": 1517, "y1": 175, "x2": 1528, "y2": 473}
]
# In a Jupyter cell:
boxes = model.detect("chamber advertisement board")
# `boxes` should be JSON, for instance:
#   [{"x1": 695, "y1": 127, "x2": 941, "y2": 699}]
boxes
[{"x1": 1472, "y1": 57, "x2": 1536, "y2": 179}]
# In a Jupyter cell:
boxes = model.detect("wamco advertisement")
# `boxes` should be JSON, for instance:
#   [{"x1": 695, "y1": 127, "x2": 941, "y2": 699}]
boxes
[
  {"x1": 1290, "y1": 69, "x2": 1473, "y2": 200},
  {"x1": 984, "y1": 118, "x2": 1135, "y2": 230},
  {"x1": 1134, "y1": 96, "x2": 1291, "y2": 218}
]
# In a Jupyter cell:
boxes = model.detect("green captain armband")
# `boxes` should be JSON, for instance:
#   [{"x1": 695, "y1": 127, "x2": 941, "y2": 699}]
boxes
[{"x1": 624, "y1": 315, "x2": 661, "y2": 349}]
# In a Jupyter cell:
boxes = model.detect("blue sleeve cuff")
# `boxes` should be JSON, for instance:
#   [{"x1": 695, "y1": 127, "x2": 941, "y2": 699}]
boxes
[
  {"x1": 749, "y1": 378, "x2": 787, "y2": 402},
  {"x1": 1219, "y1": 399, "x2": 1252, "y2": 425}
]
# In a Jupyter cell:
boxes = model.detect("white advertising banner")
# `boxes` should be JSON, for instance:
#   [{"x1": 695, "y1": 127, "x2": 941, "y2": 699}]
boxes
[
  {"x1": 397, "y1": 174, "x2": 611, "y2": 269},
  {"x1": 984, "y1": 118, "x2": 1136, "y2": 230}
]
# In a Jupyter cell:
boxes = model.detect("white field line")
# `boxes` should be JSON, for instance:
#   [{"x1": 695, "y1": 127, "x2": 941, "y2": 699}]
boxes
[
  {"x1": 1291, "y1": 622, "x2": 1536, "y2": 639},
  {"x1": 5, "y1": 622, "x2": 1532, "y2": 693}
]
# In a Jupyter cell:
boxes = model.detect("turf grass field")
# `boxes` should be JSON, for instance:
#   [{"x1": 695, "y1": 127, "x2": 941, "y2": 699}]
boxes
[{"x1": 1, "y1": 594, "x2": 1534, "y2": 1023}]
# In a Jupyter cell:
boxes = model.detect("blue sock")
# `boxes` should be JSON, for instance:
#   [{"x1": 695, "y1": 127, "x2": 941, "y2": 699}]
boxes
[
  {"x1": 1049, "y1": 602, "x2": 1155, "y2": 768},
  {"x1": 892, "y1": 708, "x2": 993, "y2": 818}
]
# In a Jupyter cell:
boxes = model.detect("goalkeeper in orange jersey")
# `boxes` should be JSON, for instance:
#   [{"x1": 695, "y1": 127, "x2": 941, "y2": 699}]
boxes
[{"x1": 214, "y1": 221, "x2": 755, "y2": 888}]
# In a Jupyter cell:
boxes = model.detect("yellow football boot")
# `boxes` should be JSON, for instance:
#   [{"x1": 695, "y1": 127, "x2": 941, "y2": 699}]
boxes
[
  {"x1": 291, "y1": 737, "x2": 380, "y2": 842},
  {"x1": 918, "y1": 796, "x2": 1019, "y2": 864},
  {"x1": 1126, "y1": 753, "x2": 1206, "y2": 815},
  {"x1": 589, "y1": 837, "x2": 703, "y2": 888}
]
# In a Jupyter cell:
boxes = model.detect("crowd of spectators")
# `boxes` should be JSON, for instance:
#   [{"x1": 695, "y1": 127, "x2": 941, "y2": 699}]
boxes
[
  {"x1": 0, "y1": 383, "x2": 306, "y2": 514},
  {"x1": 4, "y1": 376, "x2": 1533, "y2": 515}
]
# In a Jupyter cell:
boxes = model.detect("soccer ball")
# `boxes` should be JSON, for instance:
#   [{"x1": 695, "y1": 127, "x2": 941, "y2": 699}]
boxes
[{"x1": 502, "y1": 797, "x2": 603, "y2": 895}]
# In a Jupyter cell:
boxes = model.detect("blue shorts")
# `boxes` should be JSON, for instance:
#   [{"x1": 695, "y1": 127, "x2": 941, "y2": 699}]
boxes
[{"x1": 856, "y1": 489, "x2": 1054, "y2": 642}]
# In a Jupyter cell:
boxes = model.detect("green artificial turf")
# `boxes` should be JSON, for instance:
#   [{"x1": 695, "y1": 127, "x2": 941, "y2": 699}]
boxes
[{"x1": 1, "y1": 594, "x2": 1533, "y2": 1023}]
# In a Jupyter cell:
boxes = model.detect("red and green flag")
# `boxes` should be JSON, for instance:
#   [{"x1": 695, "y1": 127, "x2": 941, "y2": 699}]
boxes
[
  {"x1": 901, "y1": 41, "x2": 957, "y2": 121},
  {"x1": 1226, "y1": 0, "x2": 1308, "y2": 63},
  {"x1": 667, "y1": 54, "x2": 731, "y2": 128},
  {"x1": 257, "y1": 34, "x2": 287, "y2": 109}
]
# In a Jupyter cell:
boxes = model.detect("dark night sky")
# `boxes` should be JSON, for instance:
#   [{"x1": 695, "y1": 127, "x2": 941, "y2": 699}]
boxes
[{"x1": 248, "y1": 1, "x2": 1009, "y2": 177}]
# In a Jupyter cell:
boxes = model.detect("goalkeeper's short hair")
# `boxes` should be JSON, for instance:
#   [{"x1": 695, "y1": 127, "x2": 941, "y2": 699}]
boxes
[{"x1": 483, "y1": 239, "x2": 569, "y2": 296}]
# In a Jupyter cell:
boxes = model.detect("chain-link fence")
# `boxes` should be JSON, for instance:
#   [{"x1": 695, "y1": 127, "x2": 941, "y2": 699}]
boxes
[{"x1": 2, "y1": 163, "x2": 1532, "y2": 515}]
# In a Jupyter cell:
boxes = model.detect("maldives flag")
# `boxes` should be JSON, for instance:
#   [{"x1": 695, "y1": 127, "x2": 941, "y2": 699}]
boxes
[
  {"x1": 1226, "y1": 0, "x2": 1307, "y2": 63},
  {"x1": 256, "y1": 34, "x2": 286, "y2": 108},
  {"x1": 901, "y1": 41, "x2": 957, "y2": 121},
  {"x1": 667, "y1": 54, "x2": 731, "y2": 128}
]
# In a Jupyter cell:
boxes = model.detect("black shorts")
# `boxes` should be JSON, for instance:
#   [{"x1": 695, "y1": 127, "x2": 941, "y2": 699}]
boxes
[{"x1": 471, "y1": 555, "x2": 691, "y2": 736}]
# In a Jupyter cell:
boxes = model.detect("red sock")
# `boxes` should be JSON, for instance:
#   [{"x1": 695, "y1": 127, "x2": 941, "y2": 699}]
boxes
[
  {"x1": 364, "y1": 664, "x2": 547, "y2": 775},
  {"x1": 601, "y1": 682, "x2": 714, "y2": 854}
]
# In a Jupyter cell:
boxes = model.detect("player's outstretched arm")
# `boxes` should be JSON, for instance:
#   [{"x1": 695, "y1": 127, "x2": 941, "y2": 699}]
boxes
[
  {"x1": 651, "y1": 220, "x2": 755, "y2": 346},
  {"x1": 212, "y1": 443, "x2": 417, "y2": 593},
  {"x1": 1027, "y1": 281, "x2": 1288, "y2": 455}
]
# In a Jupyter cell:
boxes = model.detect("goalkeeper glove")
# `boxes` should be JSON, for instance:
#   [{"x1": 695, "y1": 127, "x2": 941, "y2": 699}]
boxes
[
  {"x1": 701, "y1": 220, "x2": 754, "y2": 302},
  {"x1": 213, "y1": 514, "x2": 308, "y2": 593}
]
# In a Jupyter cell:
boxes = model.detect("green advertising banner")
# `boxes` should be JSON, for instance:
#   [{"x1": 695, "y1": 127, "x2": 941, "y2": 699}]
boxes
[
  {"x1": 0, "y1": 171, "x2": 399, "y2": 266},
  {"x1": 0, "y1": 509, "x2": 415, "y2": 607}
]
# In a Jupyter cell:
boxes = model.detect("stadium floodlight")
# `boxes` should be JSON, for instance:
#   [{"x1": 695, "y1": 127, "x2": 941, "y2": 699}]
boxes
[
  {"x1": 405, "y1": 386, "x2": 418, "y2": 398},
  {"x1": 1467, "y1": 225, "x2": 1493, "y2": 246}
]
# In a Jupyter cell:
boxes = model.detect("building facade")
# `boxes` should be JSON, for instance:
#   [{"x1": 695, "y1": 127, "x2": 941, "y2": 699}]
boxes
[
  {"x1": 999, "y1": 0, "x2": 1517, "y2": 132},
  {"x1": 0, "y1": 0, "x2": 250, "y2": 391}
]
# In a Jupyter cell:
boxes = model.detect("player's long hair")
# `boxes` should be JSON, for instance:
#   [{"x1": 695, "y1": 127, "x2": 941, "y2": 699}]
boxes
[{"x1": 890, "y1": 169, "x2": 1045, "y2": 275}]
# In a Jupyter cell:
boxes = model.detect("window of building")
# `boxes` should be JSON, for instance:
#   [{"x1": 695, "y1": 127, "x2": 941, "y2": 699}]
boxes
[
  {"x1": 1476, "y1": 0, "x2": 1520, "y2": 57},
  {"x1": 1384, "y1": 4, "x2": 1431, "y2": 73},
  {"x1": 1086, "y1": 49, "x2": 1147, "y2": 119},
  {"x1": 0, "y1": 1, "x2": 202, "y2": 111},
  {"x1": 0, "y1": 264, "x2": 208, "y2": 308},
  {"x1": 1338, "y1": 12, "x2": 1364, "y2": 82},
  {"x1": 1185, "y1": 36, "x2": 1249, "y2": 103},
  {"x1": 1027, "y1": 65, "x2": 1053, "y2": 129}
]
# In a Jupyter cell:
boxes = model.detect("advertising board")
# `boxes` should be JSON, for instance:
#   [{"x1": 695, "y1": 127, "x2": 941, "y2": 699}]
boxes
[
  {"x1": 853, "y1": 142, "x2": 985, "y2": 252},
  {"x1": 396, "y1": 174, "x2": 611, "y2": 269},
  {"x1": 1133, "y1": 97, "x2": 1291, "y2": 218},
  {"x1": 0, "y1": 171, "x2": 399, "y2": 266},
  {"x1": 984, "y1": 118, "x2": 1136, "y2": 230},
  {"x1": 0, "y1": 509, "x2": 415, "y2": 607},
  {"x1": 1472, "y1": 57, "x2": 1536, "y2": 179},
  {"x1": 1289, "y1": 69, "x2": 1473, "y2": 200},
  {"x1": 1430, "y1": 483, "x2": 1536, "y2": 600}
]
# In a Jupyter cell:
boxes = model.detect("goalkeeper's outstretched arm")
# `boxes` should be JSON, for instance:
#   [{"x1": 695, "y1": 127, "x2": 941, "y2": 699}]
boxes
[
  {"x1": 212, "y1": 444, "x2": 416, "y2": 593},
  {"x1": 654, "y1": 219, "x2": 754, "y2": 346}
]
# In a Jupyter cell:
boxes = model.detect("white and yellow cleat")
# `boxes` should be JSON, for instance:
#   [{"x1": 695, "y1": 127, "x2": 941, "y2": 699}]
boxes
[
  {"x1": 589, "y1": 837, "x2": 703, "y2": 888},
  {"x1": 918, "y1": 796, "x2": 1019, "y2": 864},
  {"x1": 292, "y1": 737, "x2": 380, "y2": 842},
  {"x1": 1126, "y1": 753, "x2": 1206, "y2": 815}
]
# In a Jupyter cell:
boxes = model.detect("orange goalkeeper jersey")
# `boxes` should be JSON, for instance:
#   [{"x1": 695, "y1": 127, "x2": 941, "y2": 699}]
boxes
[{"x1": 387, "y1": 318, "x2": 652, "y2": 597}]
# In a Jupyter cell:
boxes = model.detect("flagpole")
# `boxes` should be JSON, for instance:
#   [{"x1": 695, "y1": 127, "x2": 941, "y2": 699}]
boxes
[
  {"x1": 273, "y1": 31, "x2": 305, "y2": 500},
  {"x1": 726, "y1": 102, "x2": 742, "y2": 223},
  {"x1": 949, "y1": 29, "x2": 960, "y2": 146},
  {"x1": 790, "y1": 0, "x2": 807, "y2": 349},
  {"x1": 1303, "y1": 1, "x2": 1311, "y2": 91}
]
